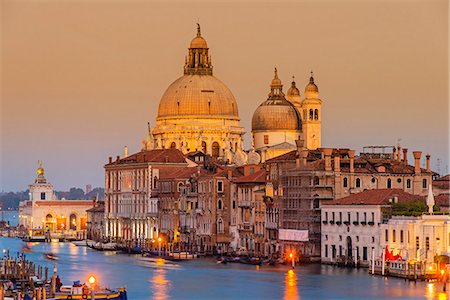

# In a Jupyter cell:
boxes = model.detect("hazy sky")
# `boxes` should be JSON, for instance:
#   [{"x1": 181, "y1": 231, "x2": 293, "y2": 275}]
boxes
[{"x1": 1, "y1": 0, "x2": 448, "y2": 191}]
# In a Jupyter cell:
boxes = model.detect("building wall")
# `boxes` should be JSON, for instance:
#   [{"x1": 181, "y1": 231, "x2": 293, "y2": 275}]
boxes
[
  {"x1": 321, "y1": 205, "x2": 385, "y2": 266},
  {"x1": 253, "y1": 130, "x2": 300, "y2": 151}
]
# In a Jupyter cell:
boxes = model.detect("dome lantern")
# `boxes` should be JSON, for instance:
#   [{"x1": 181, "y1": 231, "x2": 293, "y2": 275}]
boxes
[
  {"x1": 184, "y1": 23, "x2": 212, "y2": 75},
  {"x1": 305, "y1": 71, "x2": 319, "y2": 98}
]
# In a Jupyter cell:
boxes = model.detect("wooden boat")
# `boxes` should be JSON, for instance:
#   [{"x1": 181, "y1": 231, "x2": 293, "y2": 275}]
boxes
[
  {"x1": 44, "y1": 252, "x2": 59, "y2": 261},
  {"x1": 53, "y1": 287, "x2": 127, "y2": 300},
  {"x1": 22, "y1": 229, "x2": 47, "y2": 242}
]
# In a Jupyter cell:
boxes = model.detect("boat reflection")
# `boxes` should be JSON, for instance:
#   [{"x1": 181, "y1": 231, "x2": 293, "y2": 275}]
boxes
[{"x1": 284, "y1": 269, "x2": 299, "y2": 300}]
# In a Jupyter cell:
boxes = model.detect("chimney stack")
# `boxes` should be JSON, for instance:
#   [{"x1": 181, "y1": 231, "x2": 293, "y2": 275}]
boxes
[
  {"x1": 334, "y1": 151, "x2": 341, "y2": 172},
  {"x1": 116, "y1": 155, "x2": 120, "y2": 162},
  {"x1": 402, "y1": 148, "x2": 408, "y2": 164},
  {"x1": 392, "y1": 147, "x2": 397, "y2": 160},
  {"x1": 301, "y1": 149, "x2": 309, "y2": 166},
  {"x1": 413, "y1": 151, "x2": 422, "y2": 174},
  {"x1": 426, "y1": 153, "x2": 431, "y2": 173},
  {"x1": 108, "y1": 156, "x2": 112, "y2": 164},
  {"x1": 348, "y1": 150, "x2": 355, "y2": 173},
  {"x1": 397, "y1": 144, "x2": 401, "y2": 161},
  {"x1": 323, "y1": 148, "x2": 333, "y2": 172},
  {"x1": 227, "y1": 168, "x2": 233, "y2": 180}
]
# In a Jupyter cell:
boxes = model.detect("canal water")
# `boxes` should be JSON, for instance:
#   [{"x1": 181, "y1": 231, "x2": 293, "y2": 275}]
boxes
[{"x1": 0, "y1": 211, "x2": 447, "y2": 299}]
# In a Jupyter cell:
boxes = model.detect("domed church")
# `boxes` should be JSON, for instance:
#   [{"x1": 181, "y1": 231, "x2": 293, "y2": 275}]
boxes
[
  {"x1": 147, "y1": 24, "x2": 245, "y2": 162},
  {"x1": 252, "y1": 70, "x2": 322, "y2": 162}
]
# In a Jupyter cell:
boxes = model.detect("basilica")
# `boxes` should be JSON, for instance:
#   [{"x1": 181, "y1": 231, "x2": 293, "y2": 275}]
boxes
[{"x1": 146, "y1": 24, "x2": 322, "y2": 162}]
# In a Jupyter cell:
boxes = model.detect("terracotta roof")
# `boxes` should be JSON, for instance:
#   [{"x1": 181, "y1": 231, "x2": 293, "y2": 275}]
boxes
[
  {"x1": 105, "y1": 149, "x2": 186, "y2": 166},
  {"x1": 35, "y1": 200, "x2": 93, "y2": 206},
  {"x1": 86, "y1": 206, "x2": 105, "y2": 213},
  {"x1": 159, "y1": 167, "x2": 204, "y2": 179},
  {"x1": 433, "y1": 175, "x2": 450, "y2": 190},
  {"x1": 324, "y1": 189, "x2": 422, "y2": 205},
  {"x1": 265, "y1": 150, "x2": 297, "y2": 163},
  {"x1": 435, "y1": 194, "x2": 450, "y2": 207},
  {"x1": 233, "y1": 169, "x2": 266, "y2": 183}
]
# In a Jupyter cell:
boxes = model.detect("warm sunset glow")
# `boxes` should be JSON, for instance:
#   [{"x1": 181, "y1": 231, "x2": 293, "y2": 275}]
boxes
[
  {"x1": 284, "y1": 269, "x2": 298, "y2": 300},
  {"x1": 88, "y1": 276, "x2": 96, "y2": 284}
]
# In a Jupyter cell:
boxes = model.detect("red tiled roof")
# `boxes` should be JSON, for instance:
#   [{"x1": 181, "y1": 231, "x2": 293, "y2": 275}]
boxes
[
  {"x1": 265, "y1": 150, "x2": 297, "y2": 163},
  {"x1": 435, "y1": 194, "x2": 450, "y2": 207},
  {"x1": 433, "y1": 175, "x2": 450, "y2": 190},
  {"x1": 233, "y1": 169, "x2": 266, "y2": 183},
  {"x1": 159, "y1": 167, "x2": 205, "y2": 179},
  {"x1": 324, "y1": 189, "x2": 422, "y2": 205},
  {"x1": 105, "y1": 149, "x2": 186, "y2": 166}
]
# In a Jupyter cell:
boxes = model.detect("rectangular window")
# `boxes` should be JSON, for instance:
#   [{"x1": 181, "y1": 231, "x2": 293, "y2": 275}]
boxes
[
  {"x1": 332, "y1": 212, "x2": 335, "y2": 222},
  {"x1": 416, "y1": 236, "x2": 419, "y2": 251},
  {"x1": 325, "y1": 212, "x2": 328, "y2": 222},
  {"x1": 325, "y1": 245, "x2": 328, "y2": 258},
  {"x1": 356, "y1": 212, "x2": 359, "y2": 222},
  {"x1": 400, "y1": 230, "x2": 404, "y2": 243},
  {"x1": 217, "y1": 181, "x2": 223, "y2": 193},
  {"x1": 385, "y1": 229, "x2": 389, "y2": 242},
  {"x1": 264, "y1": 135, "x2": 269, "y2": 144},
  {"x1": 426, "y1": 237, "x2": 430, "y2": 250},
  {"x1": 371, "y1": 212, "x2": 375, "y2": 222},
  {"x1": 339, "y1": 212, "x2": 342, "y2": 222},
  {"x1": 364, "y1": 212, "x2": 367, "y2": 222},
  {"x1": 40, "y1": 192, "x2": 46, "y2": 200},
  {"x1": 347, "y1": 212, "x2": 351, "y2": 222},
  {"x1": 339, "y1": 245, "x2": 342, "y2": 257}
]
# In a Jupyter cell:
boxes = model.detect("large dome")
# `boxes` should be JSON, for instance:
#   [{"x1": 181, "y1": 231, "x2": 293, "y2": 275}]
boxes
[
  {"x1": 157, "y1": 75, "x2": 239, "y2": 119},
  {"x1": 252, "y1": 99, "x2": 302, "y2": 131}
]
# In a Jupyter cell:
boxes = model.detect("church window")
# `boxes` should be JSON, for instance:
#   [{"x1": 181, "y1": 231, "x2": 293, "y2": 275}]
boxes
[
  {"x1": 422, "y1": 178, "x2": 427, "y2": 188},
  {"x1": 309, "y1": 109, "x2": 313, "y2": 120},
  {"x1": 314, "y1": 109, "x2": 319, "y2": 120},
  {"x1": 314, "y1": 176, "x2": 320, "y2": 186},
  {"x1": 343, "y1": 177, "x2": 348, "y2": 188},
  {"x1": 264, "y1": 135, "x2": 269, "y2": 145},
  {"x1": 356, "y1": 178, "x2": 361, "y2": 188},
  {"x1": 217, "y1": 218, "x2": 224, "y2": 233},
  {"x1": 170, "y1": 142, "x2": 176, "y2": 149},
  {"x1": 41, "y1": 192, "x2": 46, "y2": 200},
  {"x1": 202, "y1": 141, "x2": 207, "y2": 153},
  {"x1": 217, "y1": 181, "x2": 223, "y2": 192},
  {"x1": 387, "y1": 178, "x2": 392, "y2": 188},
  {"x1": 212, "y1": 142, "x2": 220, "y2": 157},
  {"x1": 406, "y1": 179, "x2": 411, "y2": 188},
  {"x1": 218, "y1": 199, "x2": 222, "y2": 210}
]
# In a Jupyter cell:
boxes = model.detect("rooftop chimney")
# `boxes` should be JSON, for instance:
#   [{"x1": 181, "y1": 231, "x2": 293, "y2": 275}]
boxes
[
  {"x1": 334, "y1": 152, "x2": 341, "y2": 172},
  {"x1": 392, "y1": 147, "x2": 397, "y2": 160},
  {"x1": 301, "y1": 149, "x2": 309, "y2": 166},
  {"x1": 323, "y1": 148, "x2": 333, "y2": 172},
  {"x1": 227, "y1": 168, "x2": 233, "y2": 180},
  {"x1": 413, "y1": 151, "x2": 422, "y2": 174},
  {"x1": 108, "y1": 156, "x2": 112, "y2": 164},
  {"x1": 402, "y1": 148, "x2": 408, "y2": 164},
  {"x1": 397, "y1": 144, "x2": 401, "y2": 162},
  {"x1": 116, "y1": 155, "x2": 120, "y2": 162},
  {"x1": 426, "y1": 153, "x2": 431, "y2": 173},
  {"x1": 348, "y1": 150, "x2": 355, "y2": 173}
]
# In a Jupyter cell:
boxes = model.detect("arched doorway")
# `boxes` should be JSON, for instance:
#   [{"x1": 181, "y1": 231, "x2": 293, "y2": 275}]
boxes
[
  {"x1": 212, "y1": 142, "x2": 220, "y2": 157},
  {"x1": 201, "y1": 141, "x2": 207, "y2": 153},
  {"x1": 170, "y1": 142, "x2": 176, "y2": 149},
  {"x1": 45, "y1": 214, "x2": 55, "y2": 231},
  {"x1": 346, "y1": 236, "x2": 352, "y2": 257},
  {"x1": 69, "y1": 214, "x2": 77, "y2": 230}
]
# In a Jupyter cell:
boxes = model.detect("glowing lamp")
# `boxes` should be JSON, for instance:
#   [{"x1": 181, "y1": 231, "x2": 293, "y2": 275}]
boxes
[
  {"x1": 441, "y1": 270, "x2": 445, "y2": 276},
  {"x1": 88, "y1": 276, "x2": 96, "y2": 284},
  {"x1": 289, "y1": 253, "x2": 293, "y2": 259},
  {"x1": 158, "y1": 237, "x2": 162, "y2": 242}
]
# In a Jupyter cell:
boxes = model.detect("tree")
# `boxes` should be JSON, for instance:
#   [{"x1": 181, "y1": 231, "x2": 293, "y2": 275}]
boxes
[{"x1": 68, "y1": 188, "x2": 85, "y2": 200}]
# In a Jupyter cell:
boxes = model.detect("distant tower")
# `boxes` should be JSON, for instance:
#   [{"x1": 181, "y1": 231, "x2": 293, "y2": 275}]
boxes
[
  {"x1": 286, "y1": 76, "x2": 301, "y2": 110},
  {"x1": 300, "y1": 72, "x2": 322, "y2": 150},
  {"x1": 29, "y1": 161, "x2": 54, "y2": 201}
]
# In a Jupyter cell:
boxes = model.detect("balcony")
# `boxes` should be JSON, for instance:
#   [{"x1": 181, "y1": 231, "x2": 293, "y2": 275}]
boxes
[
  {"x1": 360, "y1": 221, "x2": 367, "y2": 225},
  {"x1": 238, "y1": 200, "x2": 251, "y2": 208},
  {"x1": 368, "y1": 221, "x2": 375, "y2": 226},
  {"x1": 353, "y1": 221, "x2": 359, "y2": 226},
  {"x1": 238, "y1": 223, "x2": 253, "y2": 231},
  {"x1": 343, "y1": 221, "x2": 350, "y2": 225}
]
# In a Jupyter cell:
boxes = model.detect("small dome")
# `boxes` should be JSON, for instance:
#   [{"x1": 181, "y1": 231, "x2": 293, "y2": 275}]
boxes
[
  {"x1": 287, "y1": 77, "x2": 300, "y2": 97},
  {"x1": 305, "y1": 75, "x2": 319, "y2": 94},
  {"x1": 252, "y1": 100, "x2": 302, "y2": 131},
  {"x1": 190, "y1": 36, "x2": 207, "y2": 49}
]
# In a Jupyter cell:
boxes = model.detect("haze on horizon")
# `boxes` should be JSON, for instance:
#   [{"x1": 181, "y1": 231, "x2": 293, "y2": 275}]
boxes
[{"x1": 1, "y1": 0, "x2": 448, "y2": 192}]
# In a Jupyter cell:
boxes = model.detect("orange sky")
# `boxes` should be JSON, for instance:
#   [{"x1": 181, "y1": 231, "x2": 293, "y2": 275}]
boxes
[{"x1": 1, "y1": 0, "x2": 448, "y2": 191}]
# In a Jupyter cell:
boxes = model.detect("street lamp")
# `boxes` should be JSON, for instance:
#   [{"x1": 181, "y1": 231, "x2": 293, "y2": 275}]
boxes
[
  {"x1": 289, "y1": 252, "x2": 295, "y2": 269},
  {"x1": 158, "y1": 237, "x2": 162, "y2": 256}
]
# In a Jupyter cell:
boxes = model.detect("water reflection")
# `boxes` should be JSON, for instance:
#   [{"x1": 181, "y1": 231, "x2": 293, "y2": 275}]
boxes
[
  {"x1": 150, "y1": 266, "x2": 170, "y2": 300},
  {"x1": 284, "y1": 269, "x2": 299, "y2": 300}
]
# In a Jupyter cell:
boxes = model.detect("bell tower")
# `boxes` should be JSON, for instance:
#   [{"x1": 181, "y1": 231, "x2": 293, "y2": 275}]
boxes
[{"x1": 301, "y1": 72, "x2": 322, "y2": 150}]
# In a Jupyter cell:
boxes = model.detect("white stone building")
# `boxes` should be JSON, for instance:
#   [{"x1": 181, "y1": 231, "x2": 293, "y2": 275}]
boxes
[{"x1": 321, "y1": 188, "x2": 423, "y2": 266}]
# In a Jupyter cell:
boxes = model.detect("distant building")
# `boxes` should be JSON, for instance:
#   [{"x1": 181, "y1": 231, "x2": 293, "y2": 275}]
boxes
[
  {"x1": 86, "y1": 200, "x2": 105, "y2": 241},
  {"x1": 321, "y1": 189, "x2": 423, "y2": 266},
  {"x1": 104, "y1": 149, "x2": 188, "y2": 245},
  {"x1": 19, "y1": 162, "x2": 93, "y2": 238},
  {"x1": 85, "y1": 184, "x2": 93, "y2": 195}
]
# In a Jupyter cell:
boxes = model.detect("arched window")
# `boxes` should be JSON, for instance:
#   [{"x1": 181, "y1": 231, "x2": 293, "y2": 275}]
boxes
[
  {"x1": 217, "y1": 218, "x2": 224, "y2": 233},
  {"x1": 234, "y1": 142, "x2": 238, "y2": 152},
  {"x1": 387, "y1": 178, "x2": 392, "y2": 188},
  {"x1": 356, "y1": 178, "x2": 361, "y2": 188},
  {"x1": 218, "y1": 199, "x2": 222, "y2": 210},
  {"x1": 343, "y1": 177, "x2": 348, "y2": 188},
  {"x1": 153, "y1": 176, "x2": 158, "y2": 189},
  {"x1": 46, "y1": 214, "x2": 53, "y2": 221},
  {"x1": 170, "y1": 142, "x2": 176, "y2": 149},
  {"x1": 212, "y1": 142, "x2": 220, "y2": 158},
  {"x1": 406, "y1": 179, "x2": 411, "y2": 188},
  {"x1": 422, "y1": 179, "x2": 427, "y2": 188},
  {"x1": 69, "y1": 214, "x2": 77, "y2": 230},
  {"x1": 309, "y1": 109, "x2": 313, "y2": 120},
  {"x1": 201, "y1": 141, "x2": 207, "y2": 153},
  {"x1": 314, "y1": 176, "x2": 320, "y2": 186},
  {"x1": 314, "y1": 109, "x2": 319, "y2": 120}
]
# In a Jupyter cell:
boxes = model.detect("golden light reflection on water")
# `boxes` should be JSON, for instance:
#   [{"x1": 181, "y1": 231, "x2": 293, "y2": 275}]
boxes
[
  {"x1": 69, "y1": 243, "x2": 78, "y2": 256},
  {"x1": 284, "y1": 269, "x2": 299, "y2": 300},
  {"x1": 150, "y1": 265, "x2": 170, "y2": 300},
  {"x1": 438, "y1": 292, "x2": 448, "y2": 300}
]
